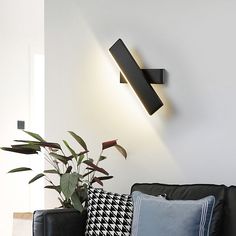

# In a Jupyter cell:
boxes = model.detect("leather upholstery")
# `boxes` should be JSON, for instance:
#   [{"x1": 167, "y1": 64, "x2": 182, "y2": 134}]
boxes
[
  {"x1": 33, "y1": 183, "x2": 236, "y2": 236},
  {"x1": 223, "y1": 186, "x2": 236, "y2": 235},
  {"x1": 33, "y1": 208, "x2": 87, "y2": 236}
]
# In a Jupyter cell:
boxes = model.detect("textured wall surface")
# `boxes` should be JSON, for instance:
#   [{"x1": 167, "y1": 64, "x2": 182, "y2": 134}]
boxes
[{"x1": 45, "y1": 0, "x2": 236, "y2": 207}]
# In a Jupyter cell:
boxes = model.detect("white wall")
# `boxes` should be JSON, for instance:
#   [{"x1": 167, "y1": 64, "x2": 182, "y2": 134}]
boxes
[
  {"x1": 0, "y1": 0, "x2": 44, "y2": 235},
  {"x1": 45, "y1": 0, "x2": 236, "y2": 207}
]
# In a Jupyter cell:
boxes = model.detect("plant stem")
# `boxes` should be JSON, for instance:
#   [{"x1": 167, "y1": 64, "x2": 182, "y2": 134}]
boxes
[
  {"x1": 91, "y1": 150, "x2": 103, "y2": 181},
  {"x1": 44, "y1": 147, "x2": 60, "y2": 172},
  {"x1": 86, "y1": 152, "x2": 90, "y2": 183},
  {"x1": 45, "y1": 176, "x2": 65, "y2": 201},
  {"x1": 71, "y1": 158, "x2": 77, "y2": 173}
]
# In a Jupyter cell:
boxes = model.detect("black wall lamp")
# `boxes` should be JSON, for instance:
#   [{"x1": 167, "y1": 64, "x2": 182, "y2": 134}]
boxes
[{"x1": 109, "y1": 39, "x2": 165, "y2": 115}]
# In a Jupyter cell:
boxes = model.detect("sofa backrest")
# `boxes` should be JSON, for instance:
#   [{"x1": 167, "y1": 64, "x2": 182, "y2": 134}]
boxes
[
  {"x1": 223, "y1": 186, "x2": 236, "y2": 236},
  {"x1": 131, "y1": 183, "x2": 236, "y2": 236}
]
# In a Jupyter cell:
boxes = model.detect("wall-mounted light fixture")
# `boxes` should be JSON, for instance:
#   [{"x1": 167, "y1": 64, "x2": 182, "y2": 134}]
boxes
[{"x1": 109, "y1": 39, "x2": 164, "y2": 115}]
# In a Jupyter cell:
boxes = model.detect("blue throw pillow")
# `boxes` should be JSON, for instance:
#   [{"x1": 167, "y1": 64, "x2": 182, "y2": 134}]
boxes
[{"x1": 131, "y1": 191, "x2": 215, "y2": 236}]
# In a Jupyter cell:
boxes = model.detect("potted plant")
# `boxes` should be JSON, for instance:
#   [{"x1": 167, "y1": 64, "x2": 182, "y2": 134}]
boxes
[{"x1": 1, "y1": 130, "x2": 127, "y2": 212}]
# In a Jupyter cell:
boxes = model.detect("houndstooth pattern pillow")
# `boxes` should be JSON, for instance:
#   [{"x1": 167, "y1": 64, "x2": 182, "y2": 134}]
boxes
[{"x1": 85, "y1": 187, "x2": 133, "y2": 236}]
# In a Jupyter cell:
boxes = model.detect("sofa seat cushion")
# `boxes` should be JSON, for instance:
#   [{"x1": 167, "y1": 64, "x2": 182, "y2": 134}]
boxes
[{"x1": 131, "y1": 183, "x2": 226, "y2": 236}]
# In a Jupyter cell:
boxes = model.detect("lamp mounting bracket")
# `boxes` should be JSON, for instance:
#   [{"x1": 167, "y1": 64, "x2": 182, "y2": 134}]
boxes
[{"x1": 120, "y1": 69, "x2": 164, "y2": 84}]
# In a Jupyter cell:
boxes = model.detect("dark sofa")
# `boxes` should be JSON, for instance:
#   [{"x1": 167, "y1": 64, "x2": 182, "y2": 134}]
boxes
[{"x1": 33, "y1": 183, "x2": 236, "y2": 236}]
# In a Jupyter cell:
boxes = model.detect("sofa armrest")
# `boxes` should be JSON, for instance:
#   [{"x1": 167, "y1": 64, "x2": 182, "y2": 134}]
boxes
[{"x1": 33, "y1": 209, "x2": 87, "y2": 236}]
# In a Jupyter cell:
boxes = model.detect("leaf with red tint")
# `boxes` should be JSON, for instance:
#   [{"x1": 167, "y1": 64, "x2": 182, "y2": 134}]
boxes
[
  {"x1": 83, "y1": 170, "x2": 94, "y2": 178},
  {"x1": 83, "y1": 160, "x2": 109, "y2": 175},
  {"x1": 102, "y1": 140, "x2": 117, "y2": 150},
  {"x1": 38, "y1": 142, "x2": 61, "y2": 149},
  {"x1": 78, "y1": 150, "x2": 89, "y2": 156},
  {"x1": 92, "y1": 177, "x2": 103, "y2": 186},
  {"x1": 97, "y1": 176, "x2": 113, "y2": 181}
]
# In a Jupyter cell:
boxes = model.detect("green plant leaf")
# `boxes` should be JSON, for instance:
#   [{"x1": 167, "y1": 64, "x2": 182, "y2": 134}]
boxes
[
  {"x1": 1, "y1": 147, "x2": 38, "y2": 154},
  {"x1": 98, "y1": 156, "x2": 107, "y2": 162},
  {"x1": 8, "y1": 167, "x2": 32, "y2": 173},
  {"x1": 115, "y1": 144, "x2": 127, "y2": 158},
  {"x1": 102, "y1": 140, "x2": 117, "y2": 150},
  {"x1": 44, "y1": 185, "x2": 61, "y2": 193},
  {"x1": 44, "y1": 169, "x2": 59, "y2": 174},
  {"x1": 68, "y1": 151, "x2": 88, "y2": 162},
  {"x1": 14, "y1": 140, "x2": 61, "y2": 149},
  {"x1": 77, "y1": 154, "x2": 85, "y2": 166},
  {"x1": 76, "y1": 187, "x2": 87, "y2": 203},
  {"x1": 71, "y1": 192, "x2": 84, "y2": 212},
  {"x1": 68, "y1": 131, "x2": 88, "y2": 151},
  {"x1": 23, "y1": 131, "x2": 45, "y2": 142},
  {"x1": 11, "y1": 144, "x2": 41, "y2": 151},
  {"x1": 14, "y1": 140, "x2": 36, "y2": 143},
  {"x1": 60, "y1": 173, "x2": 79, "y2": 199},
  {"x1": 63, "y1": 140, "x2": 77, "y2": 160},
  {"x1": 28, "y1": 173, "x2": 44, "y2": 184},
  {"x1": 83, "y1": 160, "x2": 109, "y2": 175},
  {"x1": 50, "y1": 152, "x2": 69, "y2": 164}
]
